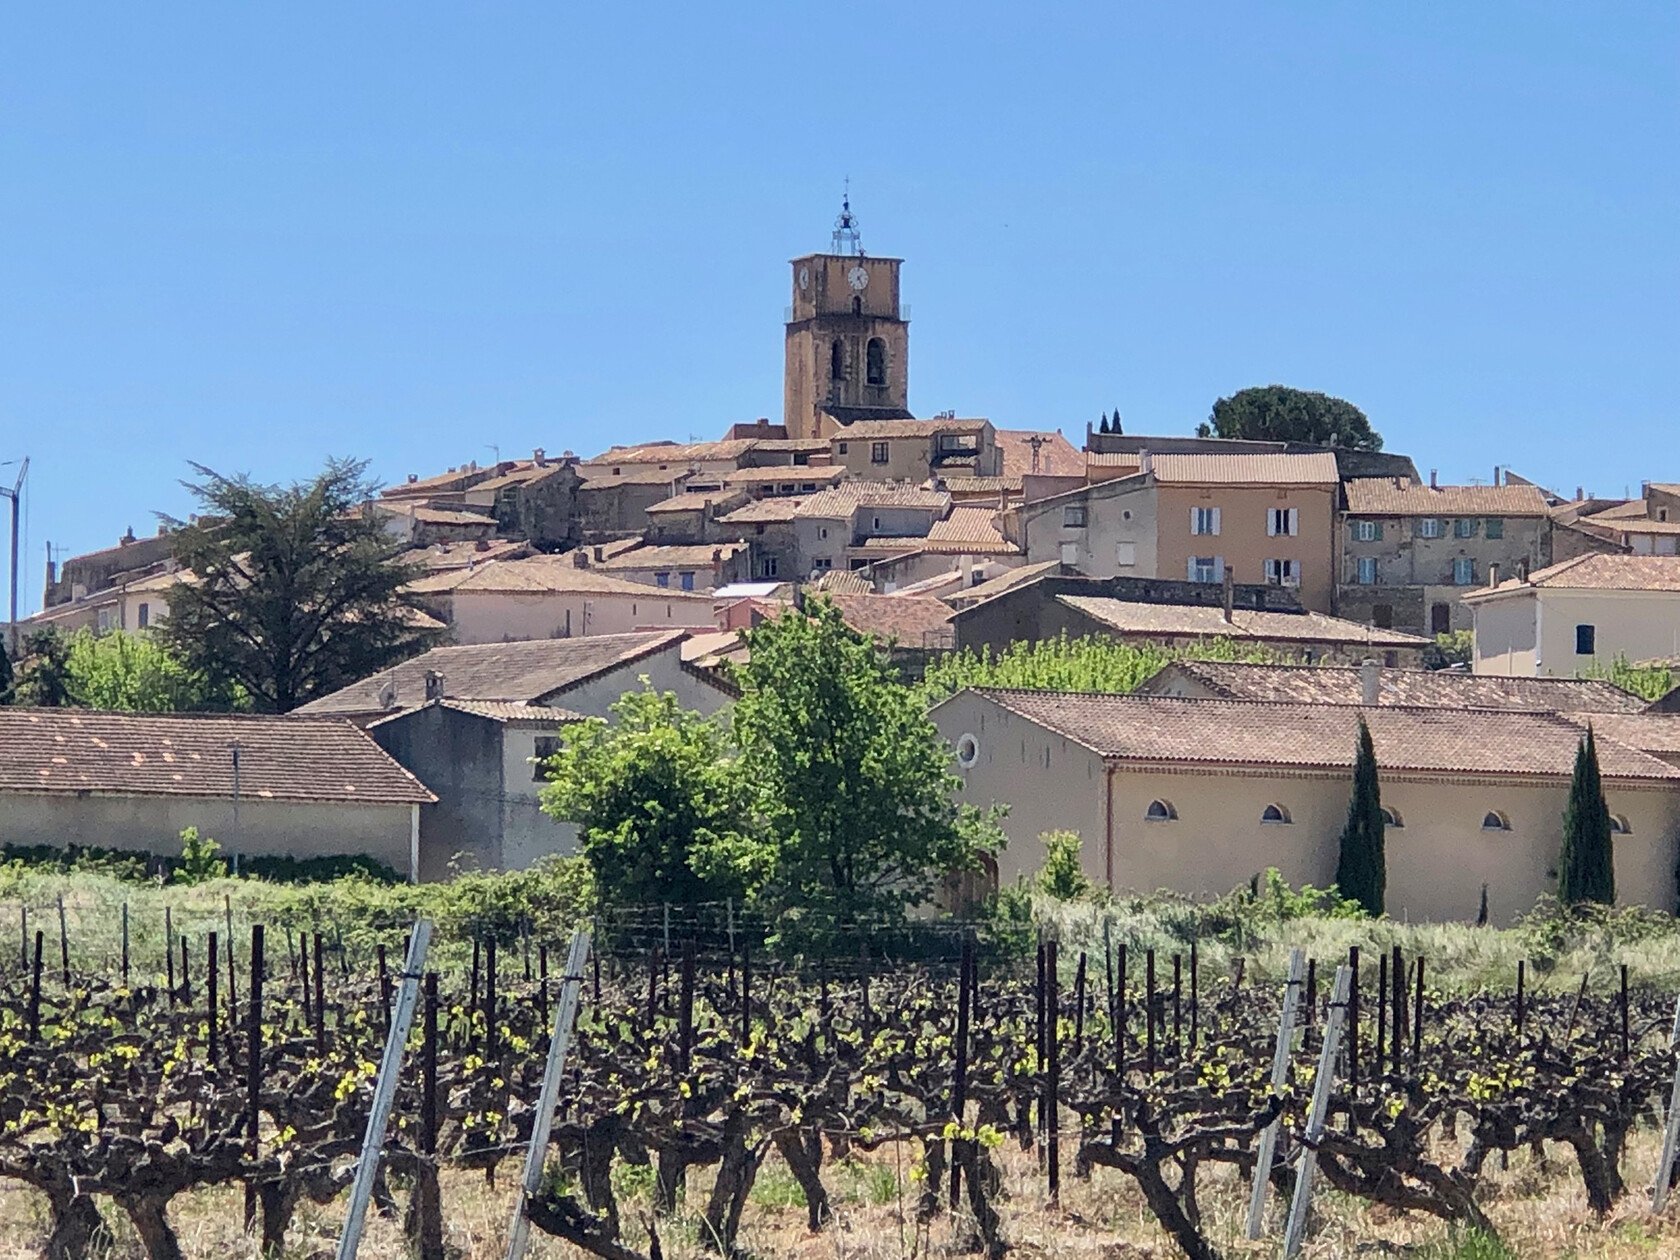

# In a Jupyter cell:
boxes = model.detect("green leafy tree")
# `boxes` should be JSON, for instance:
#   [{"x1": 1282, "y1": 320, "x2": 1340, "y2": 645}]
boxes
[
  {"x1": 1333, "y1": 717, "x2": 1385, "y2": 915},
  {"x1": 64, "y1": 629, "x2": 241, "y2": 711},
  {"x1": 1559, "y1": 728, "x2": 1615, "y2": 908},
  {"x1": 731, "y1": 599, "x2": 1000, "y2": 925},
  {"x1": 13, "y1": 628, "x2": 74, "y2": 706},
  {"x1": 1036, "y1": 831, "x2": 1091, "y2": 901},
  {"x1": 540, "y1": 687, "x2": 760, "y2": 907},
  {"x1": 1196, "y1": 385, "x2": 1382, "y2": 451},
  {"x1": 174, "y1": 826, "x2": 228, "y2": 885},
  {"x1": 161, "y1": 458, "x2": 440, "y2": 713}
]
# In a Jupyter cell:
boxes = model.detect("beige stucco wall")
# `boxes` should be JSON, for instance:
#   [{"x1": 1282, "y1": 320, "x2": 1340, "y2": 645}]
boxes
[
  {"x1": 1023, "y1": 477, "x2": 1158, "y2": 575},
  {"x1": 935, "y1": 692, "x2": 1680, "y2": 923},
  {"x1": 1474, "y1": 587, "x2": 1680, "y2": 677},
  {"x1": 498, "y1": 726, "x2": 577, "y2": 869},
  {"x1": 0, "y1": 793, "x2": 415, "y2": 879},
  {"x1": 1157, "y1": 484, "x2": 1337, "y2": 612},
  {"x1": 441, "y1": 589, "x2": 716, "y2": 643}
]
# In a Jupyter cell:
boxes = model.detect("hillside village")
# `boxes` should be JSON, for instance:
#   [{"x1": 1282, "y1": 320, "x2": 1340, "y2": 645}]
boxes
[{"x1": 4, "y1": 211, "x2": 1679, "y2": 924}]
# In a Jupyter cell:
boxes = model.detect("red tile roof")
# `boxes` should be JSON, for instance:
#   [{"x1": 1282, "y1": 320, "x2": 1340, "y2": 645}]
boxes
[
  {"x1": 1344, "y1": 479, "x2": 1550, "y2": 517},
  {"x1": 1468, "y1": 553, "x2": 1680, "y2": 596},
  {"x1": 0, "y1": 709, "x2": 435, "y2": 804}
]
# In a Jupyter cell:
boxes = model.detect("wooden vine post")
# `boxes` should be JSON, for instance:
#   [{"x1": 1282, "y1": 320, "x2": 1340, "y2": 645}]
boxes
[
  {"x1": 1651, "y1": 993, "x2": 1680, "y2": 1212},
  {"x1": 1046, "y1": 938, "x2": 1060, "y2": 1203}
]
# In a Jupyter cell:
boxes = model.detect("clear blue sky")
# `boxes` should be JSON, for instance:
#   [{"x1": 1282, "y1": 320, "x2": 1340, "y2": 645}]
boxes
[{"x1": 3, "y1": 3, "x2": 1675, "y2": 613}]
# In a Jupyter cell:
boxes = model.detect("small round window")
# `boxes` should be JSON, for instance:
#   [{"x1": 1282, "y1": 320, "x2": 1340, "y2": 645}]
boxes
[{"x1": 955, "y1": 733, "x2": 980, "y2": 769}]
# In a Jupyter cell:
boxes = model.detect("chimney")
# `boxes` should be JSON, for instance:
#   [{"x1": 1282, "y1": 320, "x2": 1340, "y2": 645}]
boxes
[
  {"x1": 573, "y1": 550, "x2": 589, "y2": 568},
  {"x1": 1488, "y1": 563, "x2": 1499, "y2": 587},
  {"x1": 474, "y1": 538, "x2": 490, "y2": 552},
  {"x1": 711, "y1": 548, "x2": 722, "y2": 565},
  {"x1": 1360, "y1": 658, "x2": 1381, "y2": 706},
  {"x1": 424, "y1": 670, "x2": 445, "y2": 702},
  {"x1": 1575, "y1": 485, "x2": 1583, "y2": 501},
  {"x1": 1429, "y1": 469, "x2": 1438, "y2": 490},
  {"x1": 1221, "y1": 564, "x2": 1234, "y2": 623},
  {"x1": 962, "y1": 553, "x2": 975, "y2": 588},
  {"x1": 119, "y1": 527, "x2": 136, "y2": 547},
  {"x1": 533, "y1": 448, "x2": 546, "y2": 466},
  {"x1": 1642, "y1": 480, "x2": 1652, "y2": 498},
  {"x1": 592, "y1": 545, "x2": 604, "y2": 563},
  {"x1": 1140, "y1": 449, "x2": 1153, "y2": 476},
  {"x1": 1494, "y1": 465, "x2": 1501, "y2": 487},
  {"x1": 408, "y1": 473, "x2": 418, "y2": 484},
  {"x1": 1518, "y1": 559, "x2": 1529, "y2": 581}
]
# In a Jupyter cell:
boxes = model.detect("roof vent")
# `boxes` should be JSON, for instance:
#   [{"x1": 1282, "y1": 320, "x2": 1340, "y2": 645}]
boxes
[{"x1": 424, "y1": 670, "x2": 445, "y2": 702}]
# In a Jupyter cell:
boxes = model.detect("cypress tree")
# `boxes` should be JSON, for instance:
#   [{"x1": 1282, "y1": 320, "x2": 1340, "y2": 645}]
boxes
[
  {"x1": 1334, "y1": 717, "x2": 1385, "y2": 915},
  {"x1": 1111, "y1": 406, "x2": 1123, "y2": 435},
  {"x1": 0, "y1": 638, "x2": 11, "y2": 704},
  {"x1": 1559, "y1": 727, "x2": 1615, "y2": 907}
]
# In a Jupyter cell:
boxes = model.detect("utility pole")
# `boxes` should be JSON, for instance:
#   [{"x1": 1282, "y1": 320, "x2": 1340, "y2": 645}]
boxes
[{"x1": 1, "y1": 458, "x2": 27, "y2": 659}]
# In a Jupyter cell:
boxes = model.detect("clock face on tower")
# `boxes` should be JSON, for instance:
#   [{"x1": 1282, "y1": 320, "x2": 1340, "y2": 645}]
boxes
[{"x1": 847, "y1": 266, "x2": 869, "y2": 292}]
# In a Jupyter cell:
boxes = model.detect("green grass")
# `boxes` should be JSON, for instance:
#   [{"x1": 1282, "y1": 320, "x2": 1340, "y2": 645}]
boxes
[{"x1": 747, "y1": 1162, "x2": 807, "y2": 1210}]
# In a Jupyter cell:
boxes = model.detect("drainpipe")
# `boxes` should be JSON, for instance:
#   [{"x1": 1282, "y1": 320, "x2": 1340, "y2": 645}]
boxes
[{"x1": 1104, "y1": 761, "x2": 1116, "y2": 890}]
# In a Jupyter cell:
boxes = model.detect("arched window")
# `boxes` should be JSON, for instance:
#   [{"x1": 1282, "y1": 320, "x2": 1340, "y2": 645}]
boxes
[
  {"x1": 866, "y1": 337, "x2": 887, "y2": 386},
  {"x1": 1145, "y1": 799, "x2": 1177, "y2": 822},
  {"x1": 1261, "y1": 804, "x2": 1292, "y2": 825},
  {"x1": 1610, "y1": 814, "x2": 1631, "y2": 835},
  {"x1": 1481, "y1": 811, "x2": 1510, "y2": 831},
  {"x1": 1381, "y1": 807, "x2": 1403, "y2": 829},
  {"x1": 829, "y1": 339, "x2": 845, "y2": 381}
]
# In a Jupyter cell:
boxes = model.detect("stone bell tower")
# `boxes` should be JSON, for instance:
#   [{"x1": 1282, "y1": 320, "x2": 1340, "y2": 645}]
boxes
[{"x1": 782, "y1": 195, "x2": 911, "y2": 440}]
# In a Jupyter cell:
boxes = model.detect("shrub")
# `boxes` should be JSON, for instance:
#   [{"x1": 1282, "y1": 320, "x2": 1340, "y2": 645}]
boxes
[
  {"x1": 174, "y1": 827, "x2": 228, "y2": 885},
  {"x1": 1036, "y1": 831, "x2": 1092, "y2": 901}
]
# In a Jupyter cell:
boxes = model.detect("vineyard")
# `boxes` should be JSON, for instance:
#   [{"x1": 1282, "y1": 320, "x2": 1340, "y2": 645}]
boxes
[{"x1": 5, "y1": 881, "x2": 1680, "y2": 1260}]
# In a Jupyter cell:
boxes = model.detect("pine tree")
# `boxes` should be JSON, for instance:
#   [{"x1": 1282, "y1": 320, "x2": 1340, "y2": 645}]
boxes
[
  {"x1": 1559, "y1": 727, "x2": 1615, "y2": 907},
  {"x1": 1334, "y1": 717, "x2": 1385, "y2": 915}
]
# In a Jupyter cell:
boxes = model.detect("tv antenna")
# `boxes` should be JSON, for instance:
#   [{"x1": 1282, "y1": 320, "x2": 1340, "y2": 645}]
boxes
[{"x1": 1, "y1": 457, "x2": 28, "y2": 658}]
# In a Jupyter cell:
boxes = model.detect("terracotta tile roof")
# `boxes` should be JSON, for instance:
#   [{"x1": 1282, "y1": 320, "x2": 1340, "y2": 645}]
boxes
[
  {"x1": 1086, "y1": 452, "x2": 1143, "y2": 469},
  {"x1": 1468, "y1": 553, "x2": 1680, "y2": 597},
  {"x1": 1137, "y1": 660, "x2": 1648, "y2": 713},
  {"x1": 1149, "y1": 452, "x2": 1340, "y2": 485},
  {"x1": 944, "y1": 476, "x2": 1023, "y2": 497},
  {"x1": 925, "y1": 507, "x2": 1015, "y2": 554},
  {"x1": 468, "y1": 466, "x2": 547, "y2": 493},
  {"x1": 956, "y1": 560, "x2": 1060, "y2": 604},
  {"x1": 435, "y1": 700, "x2": 584, "y2": 725},
  {"x1": 1344, "y1": 479, "x2": 1551, "y2": 517},
  {"x1": 996, "y1": 430, "x2": 1083, "y2": 479},
  {"x1": 839, "y1": 417, "x2": 989, "y2": 439},
  {"x1": 811, "y1": 569, "x2": 874, "y2": 595},
  {"x1": 296, "y1": 630, "x2": 691, "y2": 717},
  {"x1": 824, "y1": 593, "x2": 955, "y2": 647},
  {"x1": 380, "y1": 464, "x2": 508, "y2": 497},
  {"x1": 1595, "y1": 519, "x2": 1680, "y2": 536},
  {"x1": 405, "y1": 506, "x2": 498, "y2": 526},
  {"x1": 575, "y1": 464, "x2": 699, "y2": 488},
  {"x1": 796, "y1": 483, "x2": 951, "y2": 517},
  {"x1": 717, "y1": 497, "x2": 805, "y2": 525},
  {"x1": 1559, "y1": 712, "x2": 1680, "y2": 759},
  {"x1": 960, "y1": 690, "x2": 1680, "y2": 782},
  {"x1": 597, "y1": 543, "x2": 748, "y2": 570},
  {"x1": 1057, "y1": 595, "x2": 1429, "y2": 648},
  {"x1": 1583, "y1": 500, "x2": 1650, "y2": 521},
  {"x1": 721, "y1": 466, "x2": 846, "y2": 487},
  {"x1": 0, "y1": 709, "x2": 434, "y2": 804},
  {"x1": 748, "y1": 438, "x2": 831, "y2": 454},
  {"x1": 584, "y1": 439, "x2": 757, "y2": 466},
  {"x1": 643, "y1": 489, "x2": 750, "y2": 515},
  {"x1": 405, "y1": 556, "x2": 712, "y2": 597},
  {"x1": 409, "y1": 540, "x2": 532, "y2": 573}
]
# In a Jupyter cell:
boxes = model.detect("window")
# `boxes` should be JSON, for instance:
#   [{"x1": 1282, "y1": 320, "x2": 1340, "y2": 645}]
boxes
[
  {"x1": 532, "y1": 736, "x2": 561, "y2": 781},
  {"x1": 830, "y1": 339, "x2": 845, "y2": 381},
  {"x1": 1116, "y1": 541, "x2": 1137, "y2": 567},
  {"x1": 1575, "y1": 623, "x2": 1596, "y2": 655},
  {"x1": 871, "y1": 442, "x2": 889, "y2": 465},
  {"x1": 872, "y1": 516, "x2": 882, "y2": 530},
  {"x1": 955, "y1": 733, "x2": 981, "y2": 768},
  {"x1": 1431, "y1": 602, "x2": 1451, "y2": 635},
  {"x1": 1264, "y1": 558, "x2": 1300, "y2": 587},
  {"x1": 1453, "y1": 558, "x2": 1475, "y2": 585},
  {"x1": 1381, "y1": 807, "x2": 1403, "y2": 829},
  {"x1": 680, "y1": 572, "x2": 695, "y2": 591},
  {"x1": 760, "y1": 557, "x2": 778, "y2": 578},
  {"x1": 837, "y1": 442, "x2": 848, "y2": 455},
  {"x1": 1417, "y1": 518, "x2": 1443, "y2": 539},
  {"x1": 1063, "y1": 504, "x2": 1087, "y2": 528},
  {"x1": 1609, "y1": 814, "x2": 1631, "y2": 835},
  {"x1": 1485, "y1": 518, "x2": 1504, "y2": 540},
  {"x1": 1453, "y1": 518, "x2": 1475, "y2": 539},
  {"x1": 1372, "y1": 604, "x2": 1393, "y2": 629},
  {"x1": 137, "y1": 602, "x2": 150, "y2": 629},
  {"x1": 1190, "y1": 556, "x2": 1221, "y2": 584},
  {"x1": 866, "y1": 338, "x2": 887, "y2": 386},
  {"x1": 1482, "y1": 811, "x2": 1510, "y2": 831},
  {"x1": 811, "y1": 557, "x2": 833, "y2": 571},
  {"x1": 1267, "y1": 507, "x2": 1299, "y2": 537},
  {"x1": 1261, "y1": 804, "x2": 1292, "y2": 824},
  {"x1": 1191, "y1": 506, "x2": 1221, "y2": 536},
  {"x1": 818, "y1": 526, "x2": 829, "y2": 540},
  {"x1": 96, "y1": 606, "x2": 115, "y2": 632},
  {"x1": 1145, "y1": 799, "x2": 1177, "y2": 821},
  {"x1": 655, "y1": 572, "x2": 670, "y2": 588},
  {"x1": 1356, "y1": 556, "x2": 1379, "y2": 585},
  {"x1": 1352, "y1": 520, "x2": 1382, "y2": 542}
]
